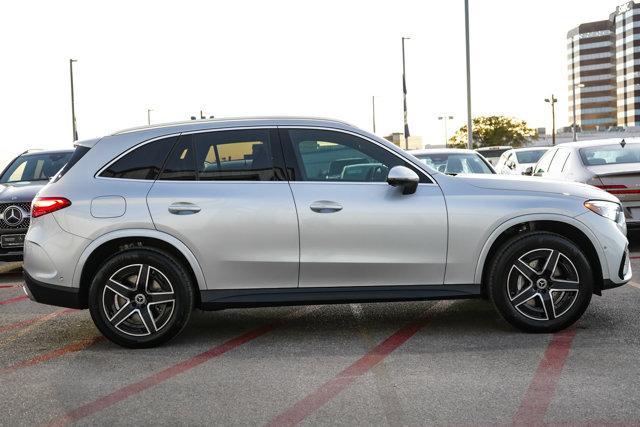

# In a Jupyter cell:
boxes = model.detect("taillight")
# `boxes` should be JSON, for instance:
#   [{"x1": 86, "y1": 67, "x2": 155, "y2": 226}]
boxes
[
  {"x1": 31, "y1": 197, "x2": 71, "y2": 218},
  {"x1": 595, "y1": 184, "x2": 640, "y2": 195}
]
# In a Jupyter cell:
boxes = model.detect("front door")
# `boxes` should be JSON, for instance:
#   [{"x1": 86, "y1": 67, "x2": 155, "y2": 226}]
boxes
[
  {"x1": 147, "y1": 128, "x2": 299, "y2": 289},
  {"x1": 280, "y1": 128, "x2": 448, "y2": 288}
]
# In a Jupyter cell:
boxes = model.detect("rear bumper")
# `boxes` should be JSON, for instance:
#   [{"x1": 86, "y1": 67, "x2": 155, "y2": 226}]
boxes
[{"x1": 23, "y1": 270, "x2": 83, "y2": 309}]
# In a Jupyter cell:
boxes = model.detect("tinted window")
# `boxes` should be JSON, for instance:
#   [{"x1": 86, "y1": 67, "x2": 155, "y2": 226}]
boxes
[
  {"x1": 0, "y1": 151, "x2": 73, "y2": 183},
  {"x1": 101, "y1": 137, "x2": 177, "y2": 180},
  {"x1": 515, "y1": 149, "x2": 547, "y2": 164},
  {"x1": 548, "y1": 149, "x2": 570, "y2": 173},
  {"x1": 159, "y1": 135, "x2": 196, "y2": 181},
  {"x1": 533, "y1": 149, "x2": 556, "y2": 175},
  {"x1": 414, "y1": 153, "x2": 493, "y2": 174},
  {"x1": 287, "y1": 129, "x2": 422, "y2": 182},
  {"x1": 194, "y1": 129, "x2": 275, "y2": 181},
  {"x1": 579, "y1": 143, "x2": 640, "y2": 166}
]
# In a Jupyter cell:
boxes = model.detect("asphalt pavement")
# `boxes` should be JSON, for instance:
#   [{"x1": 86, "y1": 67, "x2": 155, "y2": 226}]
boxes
[{"x1": 1, "y1": 244, "x2": 639, "y2": 426}]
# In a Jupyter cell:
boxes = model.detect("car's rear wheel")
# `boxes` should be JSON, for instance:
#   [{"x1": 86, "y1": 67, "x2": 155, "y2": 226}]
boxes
[
  {"x1": 488, "y1": 231, "x2": 593, "y2": 333},
  {"x1": 88, "y1": 248, "x2": 194, "y2": 348}
]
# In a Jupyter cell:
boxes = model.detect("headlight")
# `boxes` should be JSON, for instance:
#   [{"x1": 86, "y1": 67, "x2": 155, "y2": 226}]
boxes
[{"x1": 584, "y1": 200, "x2": 623, "y2": 223}]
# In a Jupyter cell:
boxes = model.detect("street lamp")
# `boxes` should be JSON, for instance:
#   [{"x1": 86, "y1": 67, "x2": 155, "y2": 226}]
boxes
[
  {"x1": 402, "y1": 36, "x2": 411, "y2": 149},
  {"x1": 69, "y1": 59, "x2": 78, "y2": 141},
  {"x1": 571, "y1": 83, "x2": 586, "y2": 142},
  {"x1": 438, "y1": 116, "x2": 454, "y2": 147},
  {"x1": 147, "y1": 108, "x2": 153, "y2": 126},
  {"x1": 464, "y1": 0, "x2": 473, "y2": 150},
  {"x1": 545, "y1": 95, "x2": 558, "y2": 146}
]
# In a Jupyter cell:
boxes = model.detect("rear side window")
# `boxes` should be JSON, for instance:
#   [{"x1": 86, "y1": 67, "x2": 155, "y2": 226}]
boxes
[
  {"x1": 100, "y1": 136, "x2": 177, "y2": 180},
  {"x1": 159, "y1": 135, "x2": 196, "y2": 181},
  {"x1": 194, "y1": 129, "x2": 275, "y2": 181}
]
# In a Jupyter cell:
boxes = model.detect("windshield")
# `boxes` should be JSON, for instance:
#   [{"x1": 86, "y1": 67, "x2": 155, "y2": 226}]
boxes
[
  {"x1": 414, "y1": 153, "x2": 494, "y2": 175},
  {"x1": 515, "y1": 149, "x2": 546, "y2": 164},
  {"x1": 579, "y1": 144, "x2": 640, "y2": 166},
  {"x1": 0, "y1": 152, "x2": 73, "y2": 184}
]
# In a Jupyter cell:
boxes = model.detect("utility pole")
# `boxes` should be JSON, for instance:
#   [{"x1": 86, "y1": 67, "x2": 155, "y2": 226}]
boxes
[
  {"x1": 147, "y1": 108, "x2": 153, "y2": 125},
  {"x1": 69, "y1": 59, "x2": 78, "y2": 141},
  {"x1": 402, "y1": 36, "x2": 411, "y2": 149},
  {"x1": 438, "y1": 116, "x2": 454, "y2": 148},
  {"x1": 372, "y1": 96, "x2": 376, "y2": 134},
  {"x1": 545, "y1": 95, "x2": 558, "y2": 146},
  {"x1": 464, "y1": 0, "x2": 473, "y2": 150}
]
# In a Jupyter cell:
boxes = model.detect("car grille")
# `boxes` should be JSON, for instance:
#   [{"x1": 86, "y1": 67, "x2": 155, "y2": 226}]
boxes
[{"x1": 0, "y1": 202, "x2": 31, "y2": 230}]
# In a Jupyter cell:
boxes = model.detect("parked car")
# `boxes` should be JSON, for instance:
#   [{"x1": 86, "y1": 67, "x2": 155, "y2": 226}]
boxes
[
  {"x1": 528, "y1": 139, "x2": 640, "y2": 228},
  {"x1": 495, "y1": 147, "x2": 549, "y2": 175},
  {"x1": 409, "y1": 149, "x2": 495, "y2": 174},
  {"x1": 0, "y1": 149, "x2": 73, "y2": 261},
  {"x1": 23, "y1": 118, "x2": 630, "y2": 348},
  {"x1": 475, "y1": 146, "x2": 512, "y2": 166}
]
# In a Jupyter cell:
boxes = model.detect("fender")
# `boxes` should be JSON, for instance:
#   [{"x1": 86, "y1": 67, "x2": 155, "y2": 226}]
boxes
[
  {"x1": 473, "y1": 213, "x2": 609, "y2": 284},
  {"x1": 72, "y1": 228, "x2": 207, "y2": 290}
]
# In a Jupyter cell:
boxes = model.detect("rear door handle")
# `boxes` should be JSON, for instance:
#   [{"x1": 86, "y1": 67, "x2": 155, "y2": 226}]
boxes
[
  {"x1": 310, "y1": 200, "x2": 343, "y2": 213},
  {"x1": 168, "y1": 202, "x2": 201, "y2": 215}
]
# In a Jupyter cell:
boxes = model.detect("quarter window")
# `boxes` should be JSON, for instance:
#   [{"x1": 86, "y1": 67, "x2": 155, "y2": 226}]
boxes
[
  {"x1": 285, "y1": 129, "x2": 424, "y2": 183},
  {"x1": 101, "y1": 136, "x2": 177, "y2": 180}
]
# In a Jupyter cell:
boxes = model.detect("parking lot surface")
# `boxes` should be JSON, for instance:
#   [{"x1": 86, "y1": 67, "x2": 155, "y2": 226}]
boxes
[{"x1": 1, "y1": 241, "x2": 640, "y2": 426}]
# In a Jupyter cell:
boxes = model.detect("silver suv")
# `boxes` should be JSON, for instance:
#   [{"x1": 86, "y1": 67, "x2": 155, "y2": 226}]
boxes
[{"x1": 23, "y1": 118, "x2": 631, "y2": 348}]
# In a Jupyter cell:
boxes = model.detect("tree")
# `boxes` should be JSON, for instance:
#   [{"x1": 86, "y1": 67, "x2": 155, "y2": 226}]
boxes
[{"x1": 448, "y1": 116, "x2": 538, "y2": 148}]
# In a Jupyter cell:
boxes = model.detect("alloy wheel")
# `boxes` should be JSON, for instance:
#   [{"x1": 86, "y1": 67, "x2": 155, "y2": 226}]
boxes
[
  {"x1": 102, "y1": 264, "x2": 176, "y2": 337},
  {"x1": 506, "y1": 248, "x2": 580, "y2": 321}
]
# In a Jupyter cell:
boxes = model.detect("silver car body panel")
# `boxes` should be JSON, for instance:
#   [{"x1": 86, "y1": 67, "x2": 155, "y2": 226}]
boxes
[{"x1": 24, "y1": 117, "x2": 630, "y2": 298}]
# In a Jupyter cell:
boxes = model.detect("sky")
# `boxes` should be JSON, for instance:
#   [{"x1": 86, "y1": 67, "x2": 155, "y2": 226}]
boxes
[{"x1": 0, "y1": 0, "x2": 627, "y2": 168}]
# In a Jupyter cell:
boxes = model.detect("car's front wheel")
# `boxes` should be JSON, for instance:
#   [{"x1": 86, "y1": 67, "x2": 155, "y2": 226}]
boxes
[
  {"x1": 88, "y1": 248, "x2": 194, "y2": 348},
  {"x1": 488, "y1": 231, "x2": 593, "y2": 333}
]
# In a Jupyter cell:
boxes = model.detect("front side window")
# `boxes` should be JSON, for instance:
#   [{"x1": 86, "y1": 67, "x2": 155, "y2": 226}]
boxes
[
  {"x1": 0, "y1": 151, "x2": 73, "y2": 183},
  {"x1": 515, "y1": 149, "x2": 547, "y2": 165},
  {"x1": 101, "y1": 136, "x2": 177, "y2": 180},
  {"x1": 548, "y1": 149, "x2": 570, "y2": 173},
  {"x1": 285, "y1": 129, "x2": 424, "y2": 183}
]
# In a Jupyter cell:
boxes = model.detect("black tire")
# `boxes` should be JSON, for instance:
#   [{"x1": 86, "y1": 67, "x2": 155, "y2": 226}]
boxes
[
  {"x1": 88, "y1": 248, "x2": 194, "y2": 348},
  {"x1": 487, "y1": 231, "x2": 593, "y2": 333}
]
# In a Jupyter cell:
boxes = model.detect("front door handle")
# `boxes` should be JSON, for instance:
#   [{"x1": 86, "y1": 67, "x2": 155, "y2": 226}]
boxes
[
  {"x1": 310, "y1": 200, "x2": 343, "y2": 213},
  {"x1": 168, "y1": 202, "x2": 201, "y2": 215}
]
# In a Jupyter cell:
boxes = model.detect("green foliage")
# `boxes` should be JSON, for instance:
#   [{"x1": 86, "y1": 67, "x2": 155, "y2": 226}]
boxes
[{"x1": 449, "y1": 116, "x2": 538, "y2": 148}]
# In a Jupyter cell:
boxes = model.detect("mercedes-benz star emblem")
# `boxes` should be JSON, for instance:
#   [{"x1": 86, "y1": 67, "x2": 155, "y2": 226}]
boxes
[{"x1": 3, "y1": 206, "x2": 24, "y2": 226}]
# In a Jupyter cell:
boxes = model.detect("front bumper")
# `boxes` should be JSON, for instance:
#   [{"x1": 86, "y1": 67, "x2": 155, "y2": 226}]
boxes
[{"x1": 23, "y1": 270, "x2": 83, "y2": 309}]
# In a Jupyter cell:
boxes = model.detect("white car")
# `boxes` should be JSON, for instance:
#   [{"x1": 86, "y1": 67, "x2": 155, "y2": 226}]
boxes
[{"x1": 495, "y1": 147, "x2": 549, "y2": 175}]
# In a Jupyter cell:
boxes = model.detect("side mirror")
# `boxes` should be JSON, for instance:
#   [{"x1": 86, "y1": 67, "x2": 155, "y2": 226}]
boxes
[
  {"x1": 387, "y1": 166, "x2": 419, "y2": 195},
  {"x1": 522, "y1": 166, "x2": 533, "y2": 176}
]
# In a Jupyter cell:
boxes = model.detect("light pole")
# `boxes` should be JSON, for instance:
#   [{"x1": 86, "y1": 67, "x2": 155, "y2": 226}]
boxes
[
  {"x1": 147, "y1": 108, "x2": 153, "y2": 125},
  {"x1": 69, "y1": 59, "x2": 78, "y2": 141},
  {"x1": 372, "y1": 96, "x2": 376, "y2": 134},
  {"x1": 571, "y1": 83, "x2": 585, "y2": 142},
  {"x1": 545, "y1": 95, "x2": 558, "y2": 146},
  {"x1": 464, "y1": 0, "x2": 473, "y2": 150},
  {"x1": 438, "y1": 116, "x2": 454, "y2": 147},
  {"x1": 402, "y1": 36, "x2": 411, "y2": 149}
]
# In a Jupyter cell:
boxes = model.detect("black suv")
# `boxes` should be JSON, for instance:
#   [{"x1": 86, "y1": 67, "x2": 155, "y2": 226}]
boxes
[{"x1": 0, "y1": 150, "x2": 73, "y2": 260}]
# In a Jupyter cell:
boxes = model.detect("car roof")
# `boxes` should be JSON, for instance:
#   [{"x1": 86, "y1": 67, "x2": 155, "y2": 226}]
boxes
[
  {"x1": 111, "y1": 116, "x2": 355, "y2": 136},
  {"x1": 553, "y1": 138, "x2": 640, "y2": 149},
  {"x1": 19, "y1": 149, "x2": 74, "y2": 156}
]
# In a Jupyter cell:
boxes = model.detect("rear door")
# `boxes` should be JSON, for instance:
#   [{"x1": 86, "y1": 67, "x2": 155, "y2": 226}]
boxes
[
  {"x1": 279, "y1": 127, "x2": 448, "y2": 288},
  {"x1": 147, "y1": 128, "x2": 299, "y2": 289}
]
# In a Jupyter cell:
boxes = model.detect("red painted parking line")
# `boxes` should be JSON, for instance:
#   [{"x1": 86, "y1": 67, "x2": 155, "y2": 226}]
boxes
[
  {"x1": 0, "y1": 308, "x2": 76, "y2": 334},
  {"x1": 0, "y1": 295, "x2": 28, "y2": 306},
  {"x1": 629, "y1": 256, "x2": 640, "y2": 259},
  {"x1": 45, "y1": 308, "x2": 312, "y2": 427},
  {"x1": 266, "y1": 302, "x2": 447, "y2": 427},
  {"x1": 0, "y1": 284, "x2": 21, "y2": 289},
  {"x1": 512, "y1": 329, "x2": 577, "y2": 425},
  {"x1": 0, "y1": 336, "x2": 104, "y2": 374}
]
